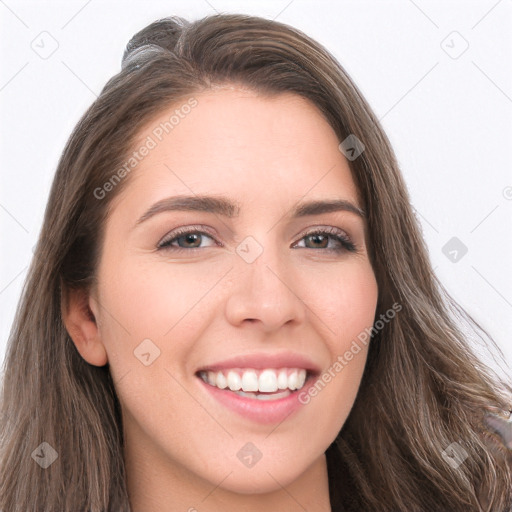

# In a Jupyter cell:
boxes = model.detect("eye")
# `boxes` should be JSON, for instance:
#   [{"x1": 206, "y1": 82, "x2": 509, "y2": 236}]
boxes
[
  {"x1": 157, "y1": 225, "x2": 358, "y2": 254},
  {"x1": 157, "y1": 226, "x2": 219, "y2": 251},
  {"x1": 293, "y1": 227, "x2": 357, "y2": 254}
]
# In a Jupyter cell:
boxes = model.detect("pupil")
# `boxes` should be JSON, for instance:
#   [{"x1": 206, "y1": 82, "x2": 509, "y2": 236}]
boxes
[
  {"x1": 310, "y1": 234, "x2": 327, "y2": 248},
  {"x1": 184, "y1": 234, "x2": 199, "y2": 247}
]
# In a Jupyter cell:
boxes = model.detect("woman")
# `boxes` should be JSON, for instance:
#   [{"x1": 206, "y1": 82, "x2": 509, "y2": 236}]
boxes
[{"x1": 1, "y1": 13, "x2": 511, "y2": 512}]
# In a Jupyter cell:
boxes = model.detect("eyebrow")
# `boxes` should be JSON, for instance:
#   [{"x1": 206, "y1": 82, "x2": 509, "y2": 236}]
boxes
[{"x1": 134, "y1": 194, "x2": 365, "y2": 227}]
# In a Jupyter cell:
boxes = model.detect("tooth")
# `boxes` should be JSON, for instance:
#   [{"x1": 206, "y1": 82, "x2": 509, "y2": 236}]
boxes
[
  {"x1": 288, "y1": 370, "x2": 298, "y2": 390},
  {"x1": 216, "y1": 371, "x2": 228, "y2": 389},
  {"x1": 204, "y1": 367, "x2": 309, "y2": 392},
  {"x1": 259, "y1": 369, "x2": 278, "y2": 392},
  {"x1": 297, "y1": 369, "x2": 306, "y2": 389},
  {"x1": 241, "y1": 370, "x2": 259, "y2": 392},
  {"x1": 227, "y1": 371, "x2": 242, "y2": 391},
  {"x1": 277, "y1": 369, "x2": 288, "y2": 390}
]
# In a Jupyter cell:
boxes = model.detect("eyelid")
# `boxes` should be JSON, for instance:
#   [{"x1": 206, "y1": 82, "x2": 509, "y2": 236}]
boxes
[{"x1": 298, "y1": 225, "x2": 350, "y2": 238}]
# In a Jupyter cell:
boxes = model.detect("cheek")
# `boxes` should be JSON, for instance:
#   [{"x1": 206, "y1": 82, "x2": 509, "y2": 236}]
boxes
[
  {"x1": 316, "y1": 348, "x2": 369, "y2": 436},
  {"x1": 95, "y1": 254, "x2": 234, "y2": 391},
  {"x1": 299, "y1": 259, "x2": 378, "y2": 345},
  {"x1": 298, "y1": 262, "x2": 376, "y2": 422},
  {"x1": 99, "y1": 255, "x2": 229, "y2": 337}
]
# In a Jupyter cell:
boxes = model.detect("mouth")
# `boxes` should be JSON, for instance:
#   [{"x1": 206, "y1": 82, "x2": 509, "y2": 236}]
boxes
[
  {"x1": 195, "y1": 367, "x2": 319, "y2": 424},
  {"x1": 196, "y1": 367, "x2": 316, "y2": 401},
  {"x1": 194, "y1": 352, "x2": 322, "y2": 424}
]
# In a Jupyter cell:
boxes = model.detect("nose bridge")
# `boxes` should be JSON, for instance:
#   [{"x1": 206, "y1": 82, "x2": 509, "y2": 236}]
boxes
[{"x1": 224, "y1": 233, "x2": 306, "y2": 330}]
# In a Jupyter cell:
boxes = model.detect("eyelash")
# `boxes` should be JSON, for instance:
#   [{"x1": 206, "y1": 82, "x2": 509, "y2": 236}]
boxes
[{"x1": 157, "y1": 225, "x2": 357, "y2": 254}]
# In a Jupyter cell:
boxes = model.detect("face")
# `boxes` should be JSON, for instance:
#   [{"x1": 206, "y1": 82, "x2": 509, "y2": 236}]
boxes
[{"x1": 87, "y1": 87, "x2": 378, "y2": 495}]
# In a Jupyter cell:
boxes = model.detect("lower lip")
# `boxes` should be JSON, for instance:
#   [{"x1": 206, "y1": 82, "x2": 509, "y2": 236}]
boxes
[{"x1": 197, "y1": 376, "x2": 316, "y2": 425}]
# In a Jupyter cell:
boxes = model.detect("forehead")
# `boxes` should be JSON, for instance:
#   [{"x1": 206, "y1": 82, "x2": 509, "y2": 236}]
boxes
[{"x1": 111, "y1": 87, "x2": 361, "y2": 215}]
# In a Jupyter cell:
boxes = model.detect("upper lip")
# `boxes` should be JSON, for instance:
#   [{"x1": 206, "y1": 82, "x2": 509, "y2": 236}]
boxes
[{"x1": 195, "y1": 351, "x2": 322, "y2": 375}]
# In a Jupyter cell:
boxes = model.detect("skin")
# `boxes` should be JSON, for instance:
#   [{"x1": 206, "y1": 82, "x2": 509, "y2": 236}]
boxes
[{"x1": 63, "y1": 86, "x2": 379, "y2": 512}]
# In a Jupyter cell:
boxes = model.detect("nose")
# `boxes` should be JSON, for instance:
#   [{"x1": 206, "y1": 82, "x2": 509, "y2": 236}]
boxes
[{"x1": 224, "y1": 241, "x2": 307, "y2": 332}]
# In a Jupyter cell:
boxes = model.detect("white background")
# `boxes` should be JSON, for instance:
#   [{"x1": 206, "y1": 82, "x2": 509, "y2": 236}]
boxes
[{"x1": 1, "y1": 0, "x2": 511, "y2": 378}]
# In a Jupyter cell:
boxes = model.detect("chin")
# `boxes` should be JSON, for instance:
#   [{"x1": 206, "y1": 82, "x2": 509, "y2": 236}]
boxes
[{"x1": 214, "y1": 467, "x2": 303, "y2": 495}]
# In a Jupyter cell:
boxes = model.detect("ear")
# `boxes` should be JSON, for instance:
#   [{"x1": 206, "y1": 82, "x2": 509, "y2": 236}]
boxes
[{"x1": 61, "y1": 283, "x2": 108, "y2": 367}]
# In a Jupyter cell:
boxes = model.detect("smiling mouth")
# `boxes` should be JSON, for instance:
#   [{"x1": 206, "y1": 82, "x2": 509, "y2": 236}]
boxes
[{"x1": 196, "y1": 367, "x2": 315, "y2": 401}]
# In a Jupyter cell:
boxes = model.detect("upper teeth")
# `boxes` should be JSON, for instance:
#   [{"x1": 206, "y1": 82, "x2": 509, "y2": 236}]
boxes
[{"x1": 200, "y1": 368, "x2": 308, "y2": 393}]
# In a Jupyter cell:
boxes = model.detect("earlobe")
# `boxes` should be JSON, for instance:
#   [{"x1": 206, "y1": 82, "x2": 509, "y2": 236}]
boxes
[{"x1": 61, "y1": 284, "x2": 108, "y2": 367}]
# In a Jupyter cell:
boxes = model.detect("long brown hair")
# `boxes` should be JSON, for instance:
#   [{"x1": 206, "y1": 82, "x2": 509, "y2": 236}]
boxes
[{"x1": 1, "y1": 13, "x2": 511, "y2": 512}]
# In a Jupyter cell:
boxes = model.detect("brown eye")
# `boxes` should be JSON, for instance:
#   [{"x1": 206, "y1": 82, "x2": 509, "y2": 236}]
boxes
[
  {"x1": 304, "y1": 233, "x2": 329, "y2": 249},
  {"x1": 158, "y1": 228, "x2": 218, "y2": 251},
  {"x1": 294, "y1": 228, "x2": 357, "y2": 253}
]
